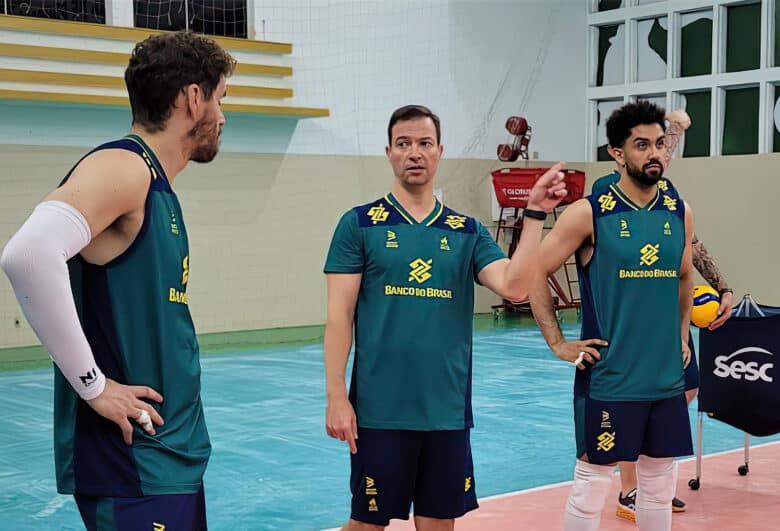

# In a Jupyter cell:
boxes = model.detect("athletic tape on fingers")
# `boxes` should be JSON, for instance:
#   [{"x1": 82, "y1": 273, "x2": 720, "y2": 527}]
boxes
[{"x1": 136, "y1": 410, "x2": 153, "y2": 431}]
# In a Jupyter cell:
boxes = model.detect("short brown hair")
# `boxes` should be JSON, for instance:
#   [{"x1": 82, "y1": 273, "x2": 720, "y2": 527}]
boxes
[
  {"x1": 387, "y1": 105, "x2": 441, "y2": 145},
  {"x1": 125, "y1": 31, "x2": 236, "y2": 132}
]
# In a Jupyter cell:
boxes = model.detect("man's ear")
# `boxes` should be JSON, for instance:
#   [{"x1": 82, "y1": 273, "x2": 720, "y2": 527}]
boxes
[
  {"x1": 607, "y1": 145, "x2": 624, "y2": 166},
  {"x1": 184, "y1": 83, "x2": 202, "y2": 117}
]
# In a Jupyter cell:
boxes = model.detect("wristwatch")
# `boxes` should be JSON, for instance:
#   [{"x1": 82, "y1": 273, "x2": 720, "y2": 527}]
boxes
[{"x1": 523, "y1": 209, "x2": 547, "y2": 220}]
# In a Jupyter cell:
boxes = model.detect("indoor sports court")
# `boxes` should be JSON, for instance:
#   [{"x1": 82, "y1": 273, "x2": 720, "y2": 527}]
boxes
[
  {"x1": 2, "y1": 325, "x2": 779, "y2": 530},
  {"x1": 1, "y1": 1, "x2": 780, "y2": 530}
]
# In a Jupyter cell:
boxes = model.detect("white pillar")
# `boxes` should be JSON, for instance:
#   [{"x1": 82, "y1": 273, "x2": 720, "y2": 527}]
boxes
[{"x1": 106, "y1": 0, "x2": 134, "y2": 28}]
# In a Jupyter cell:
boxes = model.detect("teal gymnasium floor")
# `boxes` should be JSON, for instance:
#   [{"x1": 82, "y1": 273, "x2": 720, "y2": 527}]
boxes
[{"x1": 1, "y1": 321, "x2": 777, "y2": 530}]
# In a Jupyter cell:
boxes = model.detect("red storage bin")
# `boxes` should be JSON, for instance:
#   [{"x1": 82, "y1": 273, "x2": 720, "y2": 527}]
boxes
[{"x1": 491, "y1": 167, "x2": 586, "y2": 208}]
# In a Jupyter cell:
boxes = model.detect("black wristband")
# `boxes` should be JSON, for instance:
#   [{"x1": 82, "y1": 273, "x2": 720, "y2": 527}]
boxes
[
  {"x1": 523, "y1": 208, "x2": 547, "y2": 220},
  {"x1": 718, "y1": 288, "x2": 733, "y2": 296}
]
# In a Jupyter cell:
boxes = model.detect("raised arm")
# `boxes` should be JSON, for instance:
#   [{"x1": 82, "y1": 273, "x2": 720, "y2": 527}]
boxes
[
  {"x1": 478, "y1": 162, "x2": 567, "y2": 301},
  {"x1": 662, "y1": 109, "x2": 690, "y2": 166}
]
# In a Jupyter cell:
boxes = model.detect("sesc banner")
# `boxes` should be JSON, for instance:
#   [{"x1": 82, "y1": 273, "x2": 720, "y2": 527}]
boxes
[{"x1": 699, "y1": 308, "x2": 780, "y2": 437}]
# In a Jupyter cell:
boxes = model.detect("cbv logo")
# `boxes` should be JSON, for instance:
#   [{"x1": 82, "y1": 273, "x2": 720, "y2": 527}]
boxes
[{"x1": 713, "y1": 347, "x2": 774, "y2": 383}]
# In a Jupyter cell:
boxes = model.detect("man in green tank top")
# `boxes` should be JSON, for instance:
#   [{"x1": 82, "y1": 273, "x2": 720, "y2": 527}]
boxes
[
  {"x1": 594, "y1": 109, "x2": 735, "y2": 519},
  {"x1": 324, "y1": 105, "x2": 568, "y2": 530},
  {"x1": 1, "y1": 32, "x2": 235, "y2": 530},
  {"x1": 529, "y1": 101, "x2": 695, "y2": 531}
]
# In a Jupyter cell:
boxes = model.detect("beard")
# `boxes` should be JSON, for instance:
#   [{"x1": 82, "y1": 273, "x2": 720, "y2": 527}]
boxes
[
  {"x1": 188, "y1": 118, "x2": 221, "y2": 163},
  {"x1": 625, "y1": 158, "x2": 663, "y2": 188}
]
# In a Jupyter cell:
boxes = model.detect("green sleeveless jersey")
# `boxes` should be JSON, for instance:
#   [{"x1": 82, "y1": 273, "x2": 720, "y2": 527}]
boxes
[
  {"x1": 324, "y1": 194, "x2": 505, "y2": 430},
  {"x1": 55, "y1": 135, "x2": 210, "y2": 496},
  {"x1": 576, "y1": 180, "x2": 687, "y2": 401}
]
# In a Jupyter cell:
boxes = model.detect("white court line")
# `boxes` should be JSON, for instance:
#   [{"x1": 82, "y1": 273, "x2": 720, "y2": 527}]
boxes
[
  {"x1": 34, "y1": 494, "x2": 70, "y2": 519},
  {"x1": 319, "y1": 440, "x2": 780, "y2": 531}
]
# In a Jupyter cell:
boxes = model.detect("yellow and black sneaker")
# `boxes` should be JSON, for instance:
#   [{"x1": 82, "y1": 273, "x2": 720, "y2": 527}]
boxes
[
  {"x1": 616, "y1": 488, "x2": 636, "y2": 521},
  {"x1": 672, "y1": 496, "x2": 686, "y2": 513}
]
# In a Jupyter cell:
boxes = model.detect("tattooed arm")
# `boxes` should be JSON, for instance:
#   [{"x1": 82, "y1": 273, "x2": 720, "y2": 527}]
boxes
[
  {"x1": 692, "y1": 235, "x2": 728, "y2": 292},
  {"x1": 692, "y1": 235, "x2": 734, "y2": 330},
  {"x1": 662, "y1": 109, "x2": 691, "y2": 166}
]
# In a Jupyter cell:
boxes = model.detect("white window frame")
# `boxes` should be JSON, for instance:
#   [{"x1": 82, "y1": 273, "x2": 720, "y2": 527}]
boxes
[{"x1": 587, "y1": 0, "x2": 780, "y2": 160}]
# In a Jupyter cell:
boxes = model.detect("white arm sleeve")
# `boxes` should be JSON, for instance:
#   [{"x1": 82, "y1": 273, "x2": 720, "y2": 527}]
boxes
[{"x1": 0, "y1": 201, "x2": 106, "y2": 400}]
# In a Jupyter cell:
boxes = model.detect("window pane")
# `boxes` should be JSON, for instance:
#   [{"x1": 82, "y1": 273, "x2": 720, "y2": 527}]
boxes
[
  {"x1": 726, "y1": 3, "x2": 760, "y2": 73},
  {"x1": 134, "y1": 1, "x2": 187, "y2": 31},
  {"x1": 637, "y1": 17, "x2": 667, "y2": 82},
  {"x1": 680, "y1": 11, "x2": 712, "y2": 77},
  {"x1": 190, "y1": 0, "x2": 247, "y2": 38},
  {"x1": 596, "y1": 24, "x2": 625, "y2": 86},
  {"x1": 636, "y1": 95, "x2": 665, "y2": 109},
  {"x1": 773, "y1": 90, "x2": 780, "y2": 152},
  {"x1": 681, "y1": 92, "x2": 711, "y2": 158},
  {"x1": 598, "y1": 0, "x2": 623, "y2": 12},
  {"x1": 596, "y1": 100, "x2": 623, "y2": 161},
  {"x1": 134, "y1": 1, "x2": 248, "y2": 38},
  {"x1": 723, "y1": 87, "x2": 759, "y2": 156},
  {"x1": 8, "y1": 0, "x2": 105, "y2": 23},
  {"x1": 775, "y1": 1, "x2": 780, "y2": 67}
]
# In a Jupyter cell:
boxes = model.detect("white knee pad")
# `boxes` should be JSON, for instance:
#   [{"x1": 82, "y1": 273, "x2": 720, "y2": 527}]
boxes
[
  {"x1": 565, "y1": 460, "x2": 614, "y2": 519},
  {"x1": 636, "y1": 456, "x2": 676, "y2": 510}
]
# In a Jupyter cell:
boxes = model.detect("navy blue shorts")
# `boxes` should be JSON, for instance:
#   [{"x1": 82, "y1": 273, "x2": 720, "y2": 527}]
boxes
[
  {"x1": 74, "y1": 484, "x2": 207, "y2": 531},
  {"x1": 574, "y1": 394, "x2": 693, "y2": 465},
  {"x1": 349, "y1": 428, "x2": 478, "y2": 525},
  {"x1": 685, "y1": 334, "x2": 700, "y2": 391}
]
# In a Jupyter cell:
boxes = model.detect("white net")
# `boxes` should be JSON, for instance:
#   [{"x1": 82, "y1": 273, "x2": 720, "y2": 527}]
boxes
[
  {"x1": 133, "y1": 0, "x2": 247, "y2": 38},
  {"x1": 6, "y1": 0, "x2": 106, "y2": 23}
]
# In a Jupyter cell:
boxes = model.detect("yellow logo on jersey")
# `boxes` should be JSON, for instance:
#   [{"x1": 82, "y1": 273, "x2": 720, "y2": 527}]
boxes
[
  {"x1": 598, "y1": 192, "x2": 616, "y2": 212},
  {"x1": 640, "y1": 244, "x2": 660, "y2": 266},
  {"x1": 444, "y1": 215, "x2": 466, "y2": 230},
  {"x1": 619, "y1": 219, "x2": 630, "y2": 238},
  {"x1": 664, "y1": 221, "x2": 672, "y2": 236},
  {"x1": 365, "y1": 476, "x2": 378, "y2": 495},
  {"x1": 663, "y1": 195, "x2": 677, "y2": 211},
  {"x1": 181, "y1": 256, "x2": 189, "y2": 286},
  {"x1": 368, "y1": 498, "x2": 379, "y2": 512},
  {"x1": 170, "y1": 210, "x2": 179, "y2": 235},
  {"x1": 368, "y1": 204, "x2": 389, "y2": 224},
  {"x1": 386, "y1": 230, "x2": 398, "y2": 248},
  {"x1": 597, "y1": 431, "x2": 616, "y2": 452},
  {"x1": 408, "y1": 258, "x2": 433, "y2": 284},
  {"x1": 168, "y1": 256, "x2": 190, "y2": 305},
  {"x1": 153, "y1": 523, "x2": 166, "y2": 531},
  {"x1": 465, "y1": 476, "x2": 472, "y2": 492},
  {"x1": 601, "y1": 411, "x2": 612, "y2": 429},
  {"x1": 658, "y1": 180, "x2": 669, "y2": 192},
  {"x1": 440, "y1": 236, "x2": 450, "y2": 250}
]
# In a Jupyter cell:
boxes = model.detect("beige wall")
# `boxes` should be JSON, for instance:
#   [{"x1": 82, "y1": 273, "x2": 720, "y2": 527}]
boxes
[
  {"x1": 0, "y1": 147, "x2": 540, "y2": 348},
  {"x1": 1, "y1": 146, "x2": 777, "y2": 348}
]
